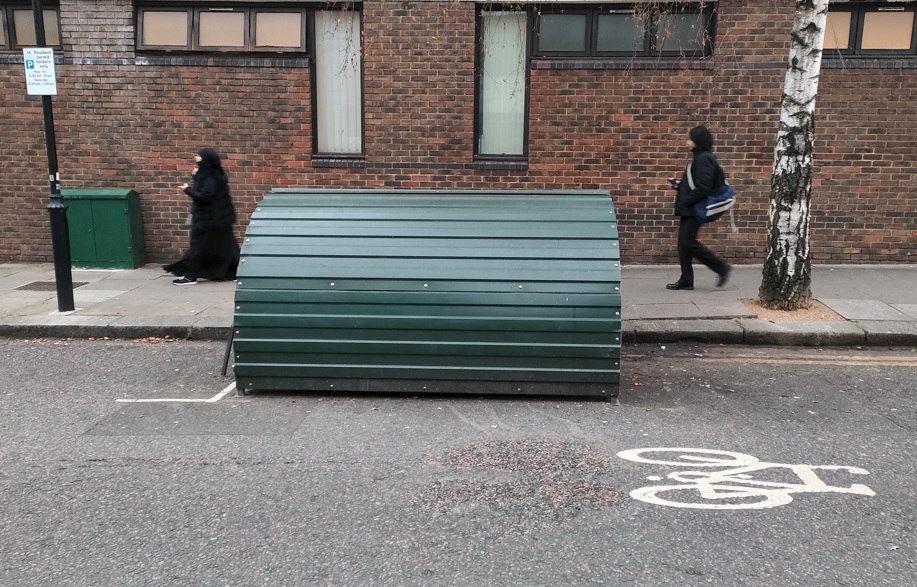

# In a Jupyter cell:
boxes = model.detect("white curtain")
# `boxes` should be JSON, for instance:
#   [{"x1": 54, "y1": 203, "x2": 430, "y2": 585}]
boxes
[
  {"x1": 479, "y1": 12, "x2": 527, "y2": 156},
  {"x1": 315, "y1": 11, "x2": 362, "y2": 154}
]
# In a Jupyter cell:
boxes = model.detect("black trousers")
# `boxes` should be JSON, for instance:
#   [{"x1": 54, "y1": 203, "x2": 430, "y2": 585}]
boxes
[{"x1": 677, "y1": 216, "x2": 728, "y2": 286}]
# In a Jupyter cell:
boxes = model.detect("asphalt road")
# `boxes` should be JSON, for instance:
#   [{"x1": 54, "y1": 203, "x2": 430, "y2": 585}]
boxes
[{"x1": 1, "y1": 339, "x2": 915, "y2": 586}]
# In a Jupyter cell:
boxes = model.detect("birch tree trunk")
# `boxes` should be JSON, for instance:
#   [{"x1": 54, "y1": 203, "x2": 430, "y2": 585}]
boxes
[{"x1": 759, "y1": 0, "x2": 829, "y2": 310}]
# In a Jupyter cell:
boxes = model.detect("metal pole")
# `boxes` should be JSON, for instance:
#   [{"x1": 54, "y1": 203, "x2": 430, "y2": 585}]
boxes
[{"x1": 32, "y1": 0, "x2": 73, "y2": 311}]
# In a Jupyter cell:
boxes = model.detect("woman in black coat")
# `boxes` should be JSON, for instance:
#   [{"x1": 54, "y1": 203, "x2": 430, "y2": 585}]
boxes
[
  {"x1": 164, "y1": 148, "x2": 240, "y2": 285},
  {"x1": 666, "y1": 126, "x2": 731, "y2": 290}
]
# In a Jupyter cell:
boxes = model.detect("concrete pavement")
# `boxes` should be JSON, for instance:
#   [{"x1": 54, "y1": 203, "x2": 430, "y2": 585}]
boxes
[
  {"x1": 620, "y1": 264, "x2": 917, "y2": 347},
  {"x1": 0, "y1": 262, "x2": 915, "y2": 346}
]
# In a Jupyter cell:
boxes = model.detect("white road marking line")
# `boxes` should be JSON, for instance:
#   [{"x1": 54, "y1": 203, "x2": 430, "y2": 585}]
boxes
[
  {"x1": 623, "y1": 352, "x2": 917, "y2": 367},
  {"x1": 117, "y1": 381, "x2": 236, "y2": 403},
  {"x1": 699, "y1": 356, "x2": 917, "y2": 367}
]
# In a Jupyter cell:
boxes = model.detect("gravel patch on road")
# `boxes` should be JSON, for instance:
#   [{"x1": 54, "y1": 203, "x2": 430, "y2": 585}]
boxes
[{"x1": 417, "y1": 440, "x2": 625, "y2": 529}]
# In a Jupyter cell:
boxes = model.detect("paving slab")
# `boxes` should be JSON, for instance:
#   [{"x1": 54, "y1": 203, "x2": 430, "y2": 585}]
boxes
[
  {"x1": 0, "y1": 264, "x2": 32, "y2": 277},
  {"x1": 0, "y1": 264, "x2": 52, "y2": 277},
  {"x1": 624, "y1": 303, "x2": 705, "y2": 320},
  {"x1": 4, "y1": 289, "x2": 57, "y2": 301},
  {"x1": 0, "y1": 297, "x2": 53, "y2": 314},
  {"x1": 622, "y1": 287, "x2": 691, "y2": 305},
  {"x1": 73, "y1": 289, "x2": 127, "y2": 304},
  {"x1": 891, "y1": 304, "x2": 917, "y2": 320},
  {"x1": 621, "y1": 267, "x2": 682, "y2": 280},
  {"x1": 812, "y1": 266, "x2": 917, "y2": 304},
  {"x1": 692, "y1": 299, "x2": 756, "y2": 318},
  {"x1": 6, "y1": 299, "x2": 74, "y2": 315},
  {"x1": 78, "y1": 299, "x2": 218, "y2": 317},
  {"x1": 76, "y1": 279, "x2": 153, "y2": 291},
  {"x1": 196, "y1": 305, "x2": 235, "y2": 317},
  {"x1": 98, "y1": 269, "x2": 166, "y2": 281},
  {"x1": 819, "y1": 299, "x2": 914, "y2": 321},
  {"x1": 68, "y1": 270, "x2": 128, "y2": 282}
]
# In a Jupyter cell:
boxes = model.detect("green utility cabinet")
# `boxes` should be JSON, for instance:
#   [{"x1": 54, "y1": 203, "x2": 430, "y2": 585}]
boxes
[
  {"x1": 61, "y1": 189, "x2": 146, "y2": 269},
  {"x1": 233, "y1": 189, "x2": 622, "y2": 400}
]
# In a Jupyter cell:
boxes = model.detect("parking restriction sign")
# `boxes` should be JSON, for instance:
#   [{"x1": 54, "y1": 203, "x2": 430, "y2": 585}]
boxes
[{"x1": 23, "y1": 47, "x2": 57, "y2": 96}]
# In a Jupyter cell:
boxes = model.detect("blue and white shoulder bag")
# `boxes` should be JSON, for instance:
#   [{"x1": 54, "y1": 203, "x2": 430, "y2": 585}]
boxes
[{"x1": 686, "y1": 160, "x2": 736, "y2": 226}]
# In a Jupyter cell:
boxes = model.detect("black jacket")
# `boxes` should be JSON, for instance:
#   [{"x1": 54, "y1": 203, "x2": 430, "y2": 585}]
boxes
[
  {"x1": 185, "y1": 168, "x2": 236, "y2": 233},
  {"x1": 674, "y1": 150, "x2": 724, "y2": 217}
]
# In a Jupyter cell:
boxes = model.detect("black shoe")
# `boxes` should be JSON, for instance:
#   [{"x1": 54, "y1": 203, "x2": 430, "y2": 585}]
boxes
[
  {"x1": 172, "y1": 276, "x2": 197, "y2": 285},
  {"x1": 716, "y1": 265, "x2": 732, "y2": 288},
  {"x1": 666, "y1": 281, "x2": 694, "y2": 290}
]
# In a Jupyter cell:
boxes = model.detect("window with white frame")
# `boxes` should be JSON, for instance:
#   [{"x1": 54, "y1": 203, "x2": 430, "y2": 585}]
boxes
[
  {"x1": 825, "y1": 3, "x2": 917, "y2": 55},
  {"x1": 314, "y1": 9, "x2": 363, "y2": 155},
  {"x1": 477, "y1": 10, "x2": 528, "y2": 158},
  {"x1": 1, "y1": 3, "x2": 60, "y2": 50}
]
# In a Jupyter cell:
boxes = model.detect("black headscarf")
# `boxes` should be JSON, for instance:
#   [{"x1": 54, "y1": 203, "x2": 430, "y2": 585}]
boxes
[
  {"x1": 689, "y1": 126, "x2": 713, "y2": 152},
  {"x1": 197, "y1": 148, "x2": 224, "y2": 172}
]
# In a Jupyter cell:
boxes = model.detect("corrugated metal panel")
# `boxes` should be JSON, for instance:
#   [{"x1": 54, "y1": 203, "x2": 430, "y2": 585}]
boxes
[{"x1": 233, "y1": 189, "x2": 621, "y2": 399}]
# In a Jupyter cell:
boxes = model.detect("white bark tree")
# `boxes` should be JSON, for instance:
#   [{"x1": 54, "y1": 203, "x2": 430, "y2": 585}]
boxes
[{"x1": 759, "y1": 0, "x2": 829, "y2": 310}]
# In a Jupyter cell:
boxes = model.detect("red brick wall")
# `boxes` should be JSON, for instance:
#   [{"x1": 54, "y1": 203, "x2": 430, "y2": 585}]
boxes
[{"x1": 0, "y1": 0, "x2": 914, "y2": 264}]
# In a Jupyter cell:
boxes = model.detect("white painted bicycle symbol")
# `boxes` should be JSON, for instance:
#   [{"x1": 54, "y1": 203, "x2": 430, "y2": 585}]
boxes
[{"x1": 617, "y1": 448, "x2": 876, "y2": 510}]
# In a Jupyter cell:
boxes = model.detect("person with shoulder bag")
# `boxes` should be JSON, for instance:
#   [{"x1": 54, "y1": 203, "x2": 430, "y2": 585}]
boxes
[{"x1": 665, "y1": 125, "x2": 731, "y2": 291}]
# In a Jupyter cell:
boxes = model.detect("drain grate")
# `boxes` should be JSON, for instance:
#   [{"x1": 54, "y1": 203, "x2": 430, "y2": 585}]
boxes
[{"x1": 15, "y1": 281, "x2": 89, "y2": 291}]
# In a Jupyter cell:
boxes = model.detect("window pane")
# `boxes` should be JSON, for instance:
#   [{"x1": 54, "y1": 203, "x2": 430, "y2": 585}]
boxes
[
  {"x1": 142, "y1": 11, "x2": 189, "y2": 46},
  {"x1": 597, "y1": 12, "x2": 643, "y2": 52},
  {"x1": 1, "y1": 12, "x2": 7, "y2": 48},
  {"x1": 825, "y1": 11, "x2": 851, "y2": 50},
  {"x1": 539, "y1": 14, "x2": 587, "y2": 52},
  {"x1": 315, "y1": 11, "x2": 363, "y2": 154},
  {"x1": 255, "y1": 12, "x2": 303, "y2": 48},
  {"x1": 479, "y1": 11, "x2": 527, "y2": 156},
  {"x1": 199, "y1": 11, "x2": 245, "y2": 47},
  {"x1": 13, "y1": 9, "x2": 60, "y2": 46},
  {"x1": 657, "y1": 12, "x2": 706, "y2": 54},
  {"x1": 861, "y1": 11, "x2": 914, "y2": 50}
]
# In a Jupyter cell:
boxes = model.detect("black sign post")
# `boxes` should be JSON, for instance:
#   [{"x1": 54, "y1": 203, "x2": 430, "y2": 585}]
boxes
[{"x1": 31, "y1": 0, "x2": 73, "y2": 312}]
